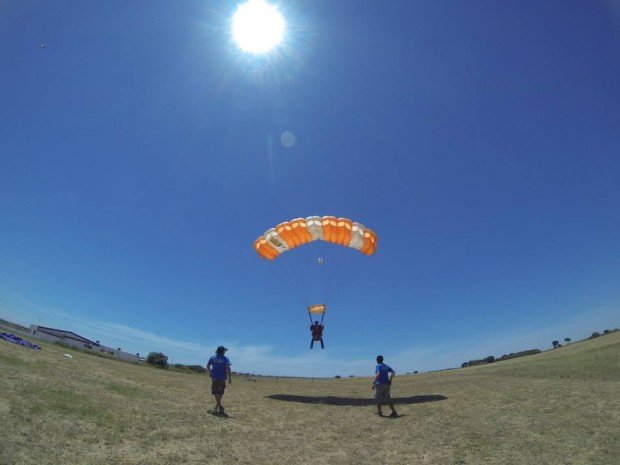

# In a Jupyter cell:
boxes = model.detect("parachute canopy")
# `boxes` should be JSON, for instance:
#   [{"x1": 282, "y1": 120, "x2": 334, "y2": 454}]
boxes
[
  {"x1": 308, "y1": 304, "x2": 326, "y2": 314},
  {"x1": 254, "y1": 216, "x2": 378, "y2": 260}
]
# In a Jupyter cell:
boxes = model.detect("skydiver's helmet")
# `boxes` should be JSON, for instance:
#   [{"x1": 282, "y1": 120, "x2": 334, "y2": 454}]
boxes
[
  {"x1": 314, "y1": 321, "x2": 319, "y2": 325},
  {"x1": 216, "y1": 346, "x2": 228, "y2": 355}
]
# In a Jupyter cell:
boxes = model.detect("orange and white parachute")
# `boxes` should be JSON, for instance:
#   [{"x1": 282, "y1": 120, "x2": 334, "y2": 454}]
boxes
[{"x1": 254, "y1": 216, "x2": 378, "y2": 260}]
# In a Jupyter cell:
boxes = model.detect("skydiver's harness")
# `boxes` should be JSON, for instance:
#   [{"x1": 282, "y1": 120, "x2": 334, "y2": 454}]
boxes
[{"x1": 309, "y1": 312, "x2": 325, "y2": 340}]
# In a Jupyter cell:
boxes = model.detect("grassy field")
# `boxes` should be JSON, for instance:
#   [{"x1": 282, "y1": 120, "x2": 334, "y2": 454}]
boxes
[{"x1": 1, "y1": 332, "x2": 618, "y2": 465}]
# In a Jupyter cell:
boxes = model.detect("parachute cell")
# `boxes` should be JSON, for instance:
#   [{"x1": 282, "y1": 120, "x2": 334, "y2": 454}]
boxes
[{"x1": 254, "y1": 216, "x2": 377, "y2": 259}]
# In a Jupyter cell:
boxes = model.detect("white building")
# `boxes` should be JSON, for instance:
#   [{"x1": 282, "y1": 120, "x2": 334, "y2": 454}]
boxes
[{"x1": 29, "y1": 325, "x2": 141, "y2": 363}]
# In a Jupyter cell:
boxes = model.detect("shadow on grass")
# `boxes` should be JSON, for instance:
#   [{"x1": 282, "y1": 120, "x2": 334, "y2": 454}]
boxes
[{"x1": 266, "y1": 394, "x2": 447, "y2": 406}]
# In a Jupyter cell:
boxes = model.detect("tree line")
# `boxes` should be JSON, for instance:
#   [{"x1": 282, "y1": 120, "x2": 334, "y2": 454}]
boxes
[
  {"x1": 551, "y1": 328, "x2": 618, "y2": 349},
  {"x1": 145, "y1": 352, "x2": 206, "y2": 373},
  {"x1": 461, "y1": 349, "x2": 541, "y2": 368}
]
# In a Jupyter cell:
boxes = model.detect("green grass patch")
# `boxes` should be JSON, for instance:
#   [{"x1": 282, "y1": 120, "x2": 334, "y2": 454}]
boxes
[
  {"x1": 0, "y1": 349, "x2": 30, "y2": 368},
  {"x1": 106, "y1": 382, "x2": 141, "y2": 397},
  {"x1": 27, "y1": 387, "x2": 109, "y2": 421}
]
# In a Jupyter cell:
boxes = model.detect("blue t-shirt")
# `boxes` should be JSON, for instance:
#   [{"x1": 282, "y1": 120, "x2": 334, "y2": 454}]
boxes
[
  {"x1": 375, "y1": 363, "x2": 394, "y2": 385},
  {"x1": 207, "y1": 355, "x2": 231, "y2": 380}
]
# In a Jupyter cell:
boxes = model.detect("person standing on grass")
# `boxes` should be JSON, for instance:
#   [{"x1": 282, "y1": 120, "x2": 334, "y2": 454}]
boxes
[
  {"x1": 207, "y1": 346, "x2": 232, "y2": 417},
  {"x1": 372, "y1": 355, "x2": 397, "y2": 417}
]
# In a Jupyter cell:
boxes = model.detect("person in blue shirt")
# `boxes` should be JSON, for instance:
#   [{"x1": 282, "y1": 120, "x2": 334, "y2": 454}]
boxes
[
  {"x1": 207, "y1": 346, "x2": 232, "y2": 417},
  {"x1": 371, "y1": 355, "x2": 397, "y2": 417}
]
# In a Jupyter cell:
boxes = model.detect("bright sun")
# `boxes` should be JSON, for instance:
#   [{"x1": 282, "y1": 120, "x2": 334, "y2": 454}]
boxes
[{"x1": 232, "y1": 0, "x2": 285, "y2": 54}]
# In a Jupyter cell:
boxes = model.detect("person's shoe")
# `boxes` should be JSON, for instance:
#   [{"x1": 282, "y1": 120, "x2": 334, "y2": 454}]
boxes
[
  {"x1": 377, "y1": 411, "x2": 384, "y2": 417},
  {"x1": 389, "y1": 411, "x2": 398, "y2": 418},
  {"x1": 210, "y1": 409, "x2": 220, "y2": 416}
]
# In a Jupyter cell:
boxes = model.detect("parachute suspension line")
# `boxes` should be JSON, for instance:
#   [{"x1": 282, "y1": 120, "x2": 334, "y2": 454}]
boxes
[
  {"x1": 320, "y1": 251, "x2": 328, "y2": 306},
  {"x1": 299, "y1": 250, "x2": 310, "y2": 306},
  {"x1": 278, "y1": 256, "x2": 298, "y2": 305},
  {"x1": 286, "y1": 256, "x2": 307, "y2": 308},
  {"x1": 305, "y1": 249, "x2": 315, "y2": 306},
  {"x1": 267, "y1": 256, "x2": 305, "y2": 309},
  {"x1": 327, "y1": 243, "x2": 354, "y2": 307},
  {"x1": 335, "y1": 242, "x2": 355, "y2": 299},
  {"x1": 267, "y1": 259, "x2": 293, "y2": 301},
  {"x1": 322, "y1": 248, "x2": 333, "y2": 307},
  {"x1": 290, "y1": 254, "x2": 308, "y2": 306}
]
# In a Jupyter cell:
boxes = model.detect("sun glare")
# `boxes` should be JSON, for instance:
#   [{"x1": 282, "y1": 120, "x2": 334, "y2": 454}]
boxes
[{"x1": 232, "y1": 0, "x2": 285, "y2": 54}]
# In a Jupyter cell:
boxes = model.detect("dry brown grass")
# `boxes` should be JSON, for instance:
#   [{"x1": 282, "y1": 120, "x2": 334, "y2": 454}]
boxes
[{"x1": 1, "y1": 332, "x2": 618, "y2": 464}]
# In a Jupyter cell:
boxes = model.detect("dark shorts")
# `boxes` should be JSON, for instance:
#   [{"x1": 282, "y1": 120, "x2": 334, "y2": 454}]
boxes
[
  {"x1": 375, "y1": 384, "x2": 391, "y2": 403},
  {"x1": 212, "y1": 380, "x2": 226, "y2": 396}
]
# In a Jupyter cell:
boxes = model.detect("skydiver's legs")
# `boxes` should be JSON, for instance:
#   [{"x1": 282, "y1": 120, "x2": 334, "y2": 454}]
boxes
[
  {"x1": 320, "y1": 338, "x2": 324, "y2": 349},
  {"x1": 310, "y1": 339, "x2": 314, "y2": 349}
]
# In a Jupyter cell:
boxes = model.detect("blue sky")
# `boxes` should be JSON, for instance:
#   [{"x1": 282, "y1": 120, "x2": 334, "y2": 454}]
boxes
[{"x1": 1, "y1": 1, "x2": 619, "y2": 376}]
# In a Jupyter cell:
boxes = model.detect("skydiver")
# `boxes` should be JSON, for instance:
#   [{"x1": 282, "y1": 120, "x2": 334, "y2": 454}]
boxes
[{"x1": 310, "y1": 320, "x2": 324, "y2": 349}]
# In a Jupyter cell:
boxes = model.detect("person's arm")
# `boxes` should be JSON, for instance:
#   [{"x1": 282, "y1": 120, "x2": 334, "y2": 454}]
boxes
[
  {"x1": 226, "y1": 366, "x2": 232, "y2": 384},
  {"x1": 372, "y1": 368, "x2": 380, "y2": 389},
  {"x1": 206, "y1": 357, "x2": 212, "y2": 378},
  {"x1": 389, "y1": 369, "x2": 396, "y2": 384}
]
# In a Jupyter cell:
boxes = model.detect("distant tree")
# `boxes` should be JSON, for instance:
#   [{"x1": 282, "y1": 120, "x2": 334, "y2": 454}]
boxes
[
  {"x1": 603, "y1": 329, "x2": 611, "y2": 334},
  {"x1": 552, "y1": 340, "x2": 559, "y2": 348},
  {"x1": 335, "y1": 375, "x2": 341, "y2": 379},
  {"x1": 414, "y1": 371, "x2": 419, "y2": 374},
  {"x1": 349, "y1": 375, "x2": 354, "y2": 378},
  {"x1": 563, "y1": 338, "x2": 571, "y2": 344},
  {"x1": 172, "y1": 364, "x2": 205, "y2": 373},
  {"x1": 589, "y1": 332, "x2": 601, "y2": 339},
  {"x1": 188, "y1": 365, "x2": 206, "y2": 374},
  {"x1": 461, "y1": 362, "x2": 468, "y2": 368},
  {"x1": 146, "y1": 352, "x2": 168, "y2": 369}
]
